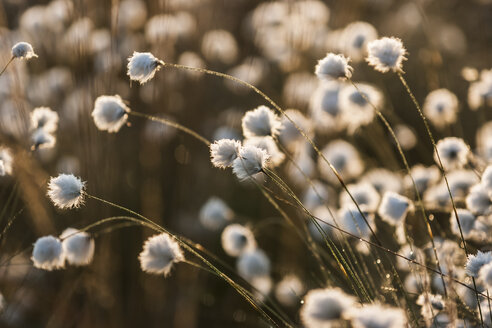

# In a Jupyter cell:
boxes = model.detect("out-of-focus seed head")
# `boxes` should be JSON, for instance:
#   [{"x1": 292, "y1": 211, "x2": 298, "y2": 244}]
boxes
[
  {"x1": 32, "y1": 236, "x2": 65, "y2": 270},
  {"x1": 11, "y1": 42, "x2": 38, "y2": 59}
]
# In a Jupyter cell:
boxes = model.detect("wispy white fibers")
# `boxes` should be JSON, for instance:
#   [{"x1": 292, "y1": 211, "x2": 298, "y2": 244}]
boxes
[
  {"x1": 378, "y1": 191, "x2": 413, "y2": 225},
  {"x1": 366, "y1": 37, "x2": 407, "y2": 73},
  {"x1": 60, "y1": 228, "x2": 95, "y2": 266},
  {"x1": 423, "y1": 89, "x2": 459, "y2": 129},
  {"x1": 221, "y1": 224, "x2": 256, "y2": 257},
  {"x1": 32, "y1": 236, "x2": 65, "y2": 270},
  {"x1": 241, "y1": 105, "x2": 282, "y2": 138},
  {"x1": 434, "y1": 137, "x2": 469, "y2": 171},
  {"x1": 199, "y1": 197, "x2": 234, "y2": 231},
  {"x1": 47, "y1": 174, "x2": 85, "y2": 209},
  {"x1": 139, "y1": 233, "x2": 184, "y2": 276},
  {"x1": 244, "y1": 136, "x2": 285, "y2": 167},
  {"x1": 92, "y1": 95, "x2": 130, "y2": 133},
  {"x1": 279, "y1": 109, "x2": 312, "y2": 150},
  {"x1": 237, "y1": 249, "x2": 270, "y2": 280},
  {"x1": 275, "y1": 274, "x2": 305, "y2": 307},
  {"x1": 346, "y1": 304, "x2": 407, "y2": 328},
  {"x1": 11, "y1": 42, "x2": 38, "y2": 59},
  {"x1": 315, "y1": 53, "x2": 353, "y2": 81},
  {"x1": 30, "y1": 107, "x2": 59, "y2": 133},
  {"x1": 209, "y1": 139, "x2": 241, "y2": 169},
  {"x1": 0, "y1": 147, "x2": 13, "y2": 176},
  {"x1": 479, "y1": 262, "x2": 492, "y2": 290},
  {"x1": 127, "y1": 51, "x2": 163, "y2": 84},
  {"x1": 232, "y1": 145, "x2": 270, "y2": 181},
  {"x1": 466, "y1": 251, "x2": 492, "y2": 277},
  {"x1": 300, "y1": 288, "x2": 355, "y2": 327}
]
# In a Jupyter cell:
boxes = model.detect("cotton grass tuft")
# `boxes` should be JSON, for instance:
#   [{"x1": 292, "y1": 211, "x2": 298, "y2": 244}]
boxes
[
  {"x1": 366, "y1": 37, "x2": 407, "y2": 73},
  {"x1": 315, "y1": 53, "x2": 353, "y2": 81},
  {"x1": 32, "y1": 236, "x2": 65, "y2": 270},
  {"x1": 60, "y1": 228, "x2": 95, "y2": 266},
  {"x1": 127, "y1": 51, "x2": 163, "y2": 84},
  {"x1": 92, "y1": 95, "x2": 130, "y2": 133},
  {"x1": 11, "y1": 42, "x2": 38, "y2": 59},
  {"x1": 139, "y1": 233, "x2": 184, "y2": 276},
  {"x1": 47, "y1": 174, "x2": 86, "y2": 209}
]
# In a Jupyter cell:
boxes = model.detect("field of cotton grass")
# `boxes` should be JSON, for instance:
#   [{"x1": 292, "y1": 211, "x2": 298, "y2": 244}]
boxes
[{"x1": 0, "y1": 0, "x2": 492, "y2": 327}]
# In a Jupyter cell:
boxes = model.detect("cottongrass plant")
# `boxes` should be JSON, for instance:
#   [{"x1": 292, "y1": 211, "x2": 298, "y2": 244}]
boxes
[
  {"x1": 6, "y1": 17, "x2": 492, "y2": 326},
  {"x1": 0, "y1": 41, "x2": 38, "y2": 76}
]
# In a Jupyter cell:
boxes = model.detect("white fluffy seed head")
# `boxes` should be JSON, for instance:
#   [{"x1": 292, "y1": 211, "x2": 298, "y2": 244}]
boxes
[
  {"x1": 300, "y1": 288, "x2": 356, "y2": 327},
  {"x1": 466, "y1": 184, "x2": 492, "y2": 216},
  {"x1": 232, "y1": 145, "x2": 270, "y2": 181},
  {"x1": 199, "y1": 197, "x2": 234, "y2": 230},
  {"x1": 31, "y1": 128, "x2": 56, "y2": 150},
  {"x1": 434, "y1": 137, "x2": 469, "y2": 171},
  {"x1": 466, "y1": 251, "x2": 492, "y2": 277},
  {"x1": 127, "y1": 51, "x2": 162, "y2": 84},
  {"x1": 60, "y1": 228, "x2": 95, "y2": 266},
  {"x1": 139, "y1": 233, "x2": 184, "y2": 276},
  {"x1": 209, "y1": 139, "x2": 241, "y2": 169},
  {"x1": 318, "y1": 139, "x2": 364, "y2": 184},
  {"x1": 244, "y1": 136, "x2": 285, "y2": 167},
  {"x1": 346, "y1": 304, "x2": 407, "y2": 328},
  {"x1": 339, "y1": 183, "x2": 381, "y2": 213},
  {"x1": 450, "y1": 209, "x2": 476, "y2": 239},
  {"x1": 315, "y1": 53, "x2": 353, "y2": 81},
  {"x1": 237, "y1": 248, "x2": 270, "y2": 280},
  {"x1": 479, "y1": 262, "x2": 492, "y2": 289},
  {"x1": 32, "y1": 236, "x2": 65, "y2": 270},
  {"x1": 366, "y1": 37, "x2": 407, "y2": 73},
  {"x1": 30, "y1": 107, "x2": 59, "y2": 133},
  {"x1": 275, "y1": 274, "x2": 305, "y2": 307},
  {"x1": 47, "y1": 174, "x2": 86, "y2": 209},
  {"x1": 221, "y1": 224, "x2": 256, "y2": 257},
  {"x1": 423, "y1": 89, "x2": 459, "y2": 129},
  {"x1": 92, "y1": 95, "x2": 130, "y2": 133},
  {"x1": 11, "y1": 42, "x2": 38, "y2": 59},
  {"x1": 241, "y1": 105, "x2": 282, "y2": 138},
  {"x1": 378, "y1": 191, "x2": 413, "y2": 225}
]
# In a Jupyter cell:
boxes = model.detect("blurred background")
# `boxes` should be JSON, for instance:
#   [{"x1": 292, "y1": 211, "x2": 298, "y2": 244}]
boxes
[{"x1": 0, "y1": 0, "x2": 491, "y2": 327}]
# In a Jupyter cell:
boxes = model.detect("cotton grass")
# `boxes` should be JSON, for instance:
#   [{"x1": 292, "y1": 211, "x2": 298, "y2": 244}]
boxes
[
  {"x1": 32, "y1": 236, "x2": 65, "y2": 270},
  {"x1": 47, "y1": 174, "x2": 86, "y2": 209},
  {"x1": 139, "y1": 233, "x2": 184, "y2": 276}
]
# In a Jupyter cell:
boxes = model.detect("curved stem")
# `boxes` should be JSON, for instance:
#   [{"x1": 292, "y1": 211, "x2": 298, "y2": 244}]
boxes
[
  {"x1": 159, "y1": 62, "x2": 377, "y2": 246},
  {"x1": 127, "y1": 111, "x2": 211, "y2": 146},
  {"x1": 85, "y1": 194, "x2": 286, "y2": 327},
  {"x1": 0, "y1": 57, "x2": 14, "y2": 77}
]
